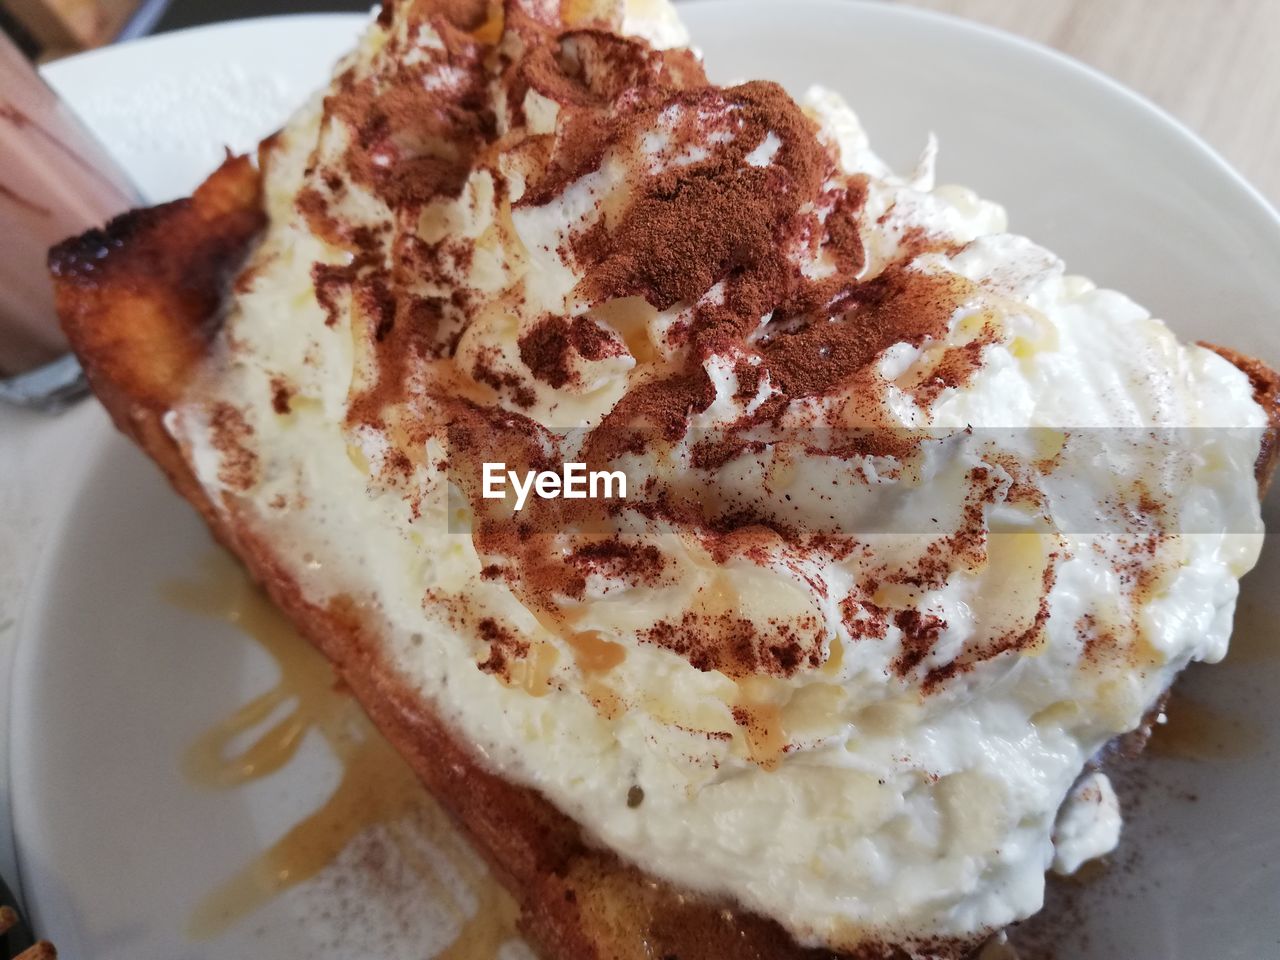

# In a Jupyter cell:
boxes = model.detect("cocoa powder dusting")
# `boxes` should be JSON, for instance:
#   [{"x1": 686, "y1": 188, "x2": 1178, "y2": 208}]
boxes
[
  {"x1": 476, "y1": 616, "x2": 530, "y2": 677},
  {"x1": 643, "y1": 612, "x2": 823, "y2": 679},
  {"x1": 270, "y1": 376, "x2": 294, "y2": 415},
  {"x1": 759, "y1": 267, "x2": 977, "y2": 400},
  {"x1": 577, "y1": 82, "x2": 827, "y2": 311},
  {"x1": 208, "y1": 402, "x2": 259, "y2": 492},
  {"x1": 518, "y1": 314, "x2": 623, "y2": 387}
]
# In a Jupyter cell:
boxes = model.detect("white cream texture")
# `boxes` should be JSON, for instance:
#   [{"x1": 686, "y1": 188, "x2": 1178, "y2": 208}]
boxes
[{"x1": 168, "y1": 2, "x2": 1267, "y2": 952}]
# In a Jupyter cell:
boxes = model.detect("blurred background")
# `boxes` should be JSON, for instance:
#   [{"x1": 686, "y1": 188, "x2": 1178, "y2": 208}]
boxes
[{"x1": 0, "y1": 0, "x2": 1277, "y2": 205}]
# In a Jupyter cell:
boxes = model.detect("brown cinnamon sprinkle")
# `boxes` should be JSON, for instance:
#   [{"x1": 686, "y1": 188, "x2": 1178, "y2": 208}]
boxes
[
  {"x1": 518, "y1": 313, "x2": 624, "y2": 387},
  {"x1": 208, "y1": 402, "x2": 259, "y2": 492},
  {"x1": 567, "y1": 538, "x2": 665, "y2": 585},
  {"x1": 472, "y1": 346, "x2": 537, "y2": 408},
  {"x1": 574, "y1": 81, "x2": 826, "y2": 310},
  {"x1": 270, "y1": 376, "x2": 294, "y2": 415},
  {"x1": 313, "y1": 261, "x2": 362, "y2": 328},
  {"x1": 476, "y1": 616, "x2": 530, "y2": 676},
  {"x1": 757, "y1": 268, "x2": 977, "y2": 400},
  {"x1": 330, "y1": 13, "x2": 494, "y2": 212},
  {"x1": 892, "y1": 610, "x2": 947, "y2": 676},
  {"x1": 643, "y1": 612, "x2": 823, "y2": 678}
]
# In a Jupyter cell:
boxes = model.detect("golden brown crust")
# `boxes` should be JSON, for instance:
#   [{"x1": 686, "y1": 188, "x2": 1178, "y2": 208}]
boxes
[
  {"x1": 50, "y1": 155, "x2": 266, "y2": 521},
  {"x1": 1200, "y1": 341, "x2": 1280, "y2": 494},
  {"x1": 50, "y1": 155, "x2": 264, "y2": 416},
  {"x1": 49, "y1": 157, "x2": 954, "y2": 960}
]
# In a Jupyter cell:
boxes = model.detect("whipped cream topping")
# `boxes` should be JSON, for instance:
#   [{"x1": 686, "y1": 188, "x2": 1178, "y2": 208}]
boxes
[
  {"x1": 168, "y1": 1, "x2": 1268, "y2": 955},
  {"x1": 1051, "y1": 771, "x2": 1121, "y2": 876}
]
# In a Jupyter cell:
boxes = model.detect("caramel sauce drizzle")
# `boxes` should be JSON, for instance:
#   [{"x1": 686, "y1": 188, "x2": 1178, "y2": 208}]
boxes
[
  {"x1": 506, "y1": 639, "x2": 560, "y2": 698},
  {"x1": 496, "y1": 597, "x2": 629, "y2": 712},
  {"x1": 567, "y1": 629, "x2": 627, "y2": 674},
  {"x1": 697, "y1": 566, "x2": 789, "y2": 768},
  {"x1": 1147, "y1": 604, "x2": 1273, "y2": 761},
  {"x1": 977, "y1": 939, "x2": 1020, "y2": 960},
  {"x1": 735, "y1": 700, "x2": 786, "y2": 770},
  {"x1": 1222, "y1": 598, "x2": 1279, "y2": 665},
  {"x1": 165, "y1": 552, "x2": 519, "y2": 956},
  {"x1": 1148, "y1": 690, "x2": 1266, "y2": 762}
]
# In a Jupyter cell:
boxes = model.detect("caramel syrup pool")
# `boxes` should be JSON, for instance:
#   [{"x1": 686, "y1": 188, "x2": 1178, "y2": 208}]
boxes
[
  {"x1": 164, "y1": 552, "x2": 519, "y2": 957},
  {"x1": 1147, "y1": 596, "x2": 1272, "y2": 762}
]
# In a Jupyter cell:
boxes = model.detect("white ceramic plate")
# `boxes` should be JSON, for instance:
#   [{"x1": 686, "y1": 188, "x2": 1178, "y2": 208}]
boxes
[{"x1": 13, "y1": 4, "x2": 1280, "y2": 958}]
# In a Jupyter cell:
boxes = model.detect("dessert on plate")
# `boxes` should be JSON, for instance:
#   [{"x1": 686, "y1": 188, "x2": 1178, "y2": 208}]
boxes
[{"x1": 49, "y1": 0, "x2": 1278, "y2": 957}]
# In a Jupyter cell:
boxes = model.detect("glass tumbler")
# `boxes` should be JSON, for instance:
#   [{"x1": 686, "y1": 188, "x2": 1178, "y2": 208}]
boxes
[{"x1": 0, "y1": 30, "x2": 138, "y2": 409}]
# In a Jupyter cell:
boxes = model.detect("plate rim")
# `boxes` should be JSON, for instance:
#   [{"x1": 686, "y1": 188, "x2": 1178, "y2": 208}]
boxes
[
  {"x1": 679, "y1": 0, "x2": 1280, "y2": 232},
  {"x1": 9, "y1": 422, "x2": 115, "y2": 915},
  {"x1": 40, "y1": 11, "x2": 371, "y2": 83},
  {"x1": 14, "y1": 1, "x2": 1280, "y2": 952}
]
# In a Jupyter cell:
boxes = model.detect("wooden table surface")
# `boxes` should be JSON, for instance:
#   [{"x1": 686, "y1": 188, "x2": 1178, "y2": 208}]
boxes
[{"x1": 899, "y1": 0, "x2": 1280, "y2": 206}]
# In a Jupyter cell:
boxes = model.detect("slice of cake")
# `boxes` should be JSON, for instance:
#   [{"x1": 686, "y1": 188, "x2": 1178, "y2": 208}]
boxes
[{"x1": 51, "y1": 1, "x2": 1278, "y2": 957}]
